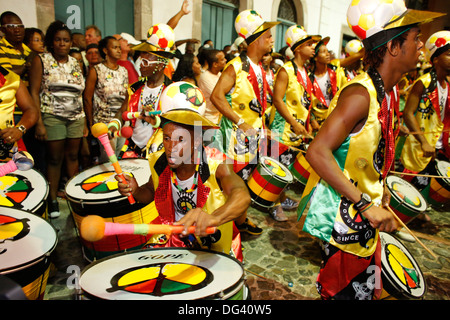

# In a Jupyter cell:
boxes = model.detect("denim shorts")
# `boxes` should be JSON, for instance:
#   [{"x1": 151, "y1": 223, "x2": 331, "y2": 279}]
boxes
[{"x1": 42, "y1": 113, "x2": 85, "y2": 141}]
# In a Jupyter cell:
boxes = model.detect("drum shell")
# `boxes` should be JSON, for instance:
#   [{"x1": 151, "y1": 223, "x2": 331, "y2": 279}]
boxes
[
  {"x1": 379, "y1": 232, "x2": 426, "y2": 300},
  {"x1": 79, "y1": 248, "x2": 246, "y2": 300},
  {"x1": 0, "y1": 208, "x2": 57, "y2": 300},
  {"x1": 386, "y1": 176, "x2": 427, "y2": 224},
  {"x1": 289, "y1": 152, "x2": 310, "y2": 185},
  {"x1": 247, "y1": 157, "x2": 293, "y2": 208},
  {"x1": 420, "y1": 161, "x2": 450, "y2": 205},
  {"x1": 65, "y1": 159, "x2": 157, "y2": 262}
]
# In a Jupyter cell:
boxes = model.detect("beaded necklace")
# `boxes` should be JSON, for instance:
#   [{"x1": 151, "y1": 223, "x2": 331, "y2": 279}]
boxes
[
  {"x1": 170, "y1": 164, "x2": 200, "y2": 193},
  {"x1": 140, "y1": 83, "x2": 163, "y2": 111}
]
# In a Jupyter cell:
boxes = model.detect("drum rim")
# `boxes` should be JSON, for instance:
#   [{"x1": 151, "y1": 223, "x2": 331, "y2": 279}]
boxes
[
  {"x1": 258, "y1": 156, "x2": 294, "y2": 183},
  {"x1": 0, "y1": 209, "x2": 58, "y2": 273},
  {"x1": 80, "y1": 247, "x2": 245, "y2": 300},
  {"x1": 379, "y1": 232, "x2": 426, "y2": 299},
  {"x1": 435, "y1": 160, "x2": 450, "y2": 186},
  {"x1": 64, "y1": 158, "x2": 150, "y2": 202},
  {"x1": 386, "y1": 175, "x2": 427, "y2": 213}
]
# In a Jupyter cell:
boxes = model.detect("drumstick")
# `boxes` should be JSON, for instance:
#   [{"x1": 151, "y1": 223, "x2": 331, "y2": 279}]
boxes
[
  {"x1": 80, "y1": 215, "x2": 217, "y2": 242},
  {"x1": 386, "y1": 206, "x2": 438, "y2": 260},
  {"x1": 389, "y1": 170, "x2": 450, "y2": 180},
  {"x1": 91, "y1": 123, "x2": 135, "y2": 204},
  {"x1": 110, "y1": 126, "x2": 133, "y2": 139},
  {"x1": 0, "y1": 151, "x2": 34, "y2": 177},
  {"x1": 122, "y1": 110, "x2": 162, "y2": 120}
]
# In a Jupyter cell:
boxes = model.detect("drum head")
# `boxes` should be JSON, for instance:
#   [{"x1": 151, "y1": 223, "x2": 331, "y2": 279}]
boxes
[
  {"x1": 435, "y1": 160, "x2": 450, "y2": 186},
  {"x1": 80, "y1": 248, "x2": 245, "y2": 300},
  {"x1": 0, "y1": 208, "x2": 57, "y2": 273},
  {"x1": 380, "y1": 232, "x2": 426, "y2": 299},
  {"x1": 0, "y1": 169, "x2": 48, "y2": 213},
  {"x1": 259, "y1": 156, "x2": 293, "y2": 183},
  {"x1": 65, "y1": 159, "x2": 150, "y2": 204},
  {"x1": 386, "y1": 175, "x2": 427, "y2": 213}
]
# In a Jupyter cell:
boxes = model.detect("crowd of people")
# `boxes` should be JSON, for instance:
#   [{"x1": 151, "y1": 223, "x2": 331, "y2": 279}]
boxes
[{"x1": 0, "y1": 0, "x2": 448, "y2": 300}]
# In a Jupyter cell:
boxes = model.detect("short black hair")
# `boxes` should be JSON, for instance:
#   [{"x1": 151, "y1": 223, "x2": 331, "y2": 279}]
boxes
[{"x1": 24, "y1": 27, "x2": 44, "y2": 46}]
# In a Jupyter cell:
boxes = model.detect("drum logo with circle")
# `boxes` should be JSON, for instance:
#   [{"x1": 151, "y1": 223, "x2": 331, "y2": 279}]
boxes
[
  {"x1": 0, "y1": 174, "x2": 34, "y2": 210},
  {"x1": 0, "y1": 214, "x2": 31, "y2": 248},
  {"x1": 77, "y1": 171, "x2": 134, "y2": 194},
  {"x1": 106, "y1": 262, "x2": 213, "y2": 297}
]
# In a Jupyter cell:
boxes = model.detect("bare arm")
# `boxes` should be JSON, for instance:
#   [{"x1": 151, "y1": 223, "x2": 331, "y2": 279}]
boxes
[
  {"x1": 115, "y1": 173, "x2": 155, "y2": 204},
  {"x1": 306, "y1": 84, "x2": 397, "y2": 232},
  {"x1": 28, "y1": 54, "x2": 46, "y2": 141},
  {"x1": 167, "y1": 0, "x2": 191, "y2": 30},
  {"x1": 83, "y1": 66, "x2": 97, "y2": 128},
  {"x1": 402, "y1": 80, "x2": 435, "y2": 157}
]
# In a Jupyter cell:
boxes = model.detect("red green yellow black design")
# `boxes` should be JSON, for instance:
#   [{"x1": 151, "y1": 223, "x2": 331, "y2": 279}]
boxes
[
  {"x1": 106, "y1": 262, "x2": 213, "y2": 296},
  {"x1": 0, "y1": 214, "x2": 30, "y2": 244},
  {"x1": 0, "y1": 174, "x2": 33, "y2": 210},
  {"x1": 77, "y1": 171, "x2": 134, "y2": 194}
]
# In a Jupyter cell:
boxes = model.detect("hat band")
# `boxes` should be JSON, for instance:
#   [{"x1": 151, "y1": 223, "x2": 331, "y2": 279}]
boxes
[
  {"x1": 431, "y1": 43, "x2": 450, "y2": 61},
  {"x1": 363, "y1": 25, "x2": 412, "y2": 51},
  {"x1": 291, "y1": 36, "x2": 313, "y2": 52}
]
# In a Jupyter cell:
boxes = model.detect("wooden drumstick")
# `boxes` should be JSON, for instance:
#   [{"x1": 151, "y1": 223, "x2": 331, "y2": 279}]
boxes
[
  {"x1": 91, "y1": 123, "x2": 135, "y2": 204},
  {"x1": 80, "y1": 215, "x2": 217, "y2": 242},
  {"x1": 386, "y1": 206, "x2": 438, "y2": 260}
]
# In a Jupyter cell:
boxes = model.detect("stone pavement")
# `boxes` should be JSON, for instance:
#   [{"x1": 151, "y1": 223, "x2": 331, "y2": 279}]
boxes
[{"x1": 43, "y1": 182, "x2": 450, "y2": 300}]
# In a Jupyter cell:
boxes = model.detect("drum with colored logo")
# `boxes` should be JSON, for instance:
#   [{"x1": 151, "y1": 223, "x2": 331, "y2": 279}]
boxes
[
  {"x1": 80, "y1": 248, "x2": 246, "y2": 300},
  {"x1": 379, "y1": 232, "x2": 426, "y2": 300},
  {"x1": 0, "y1": 169, "x2": 49, "y2": 218},
  {"x1": 386, "y1": 175, "x2": 427, "y2": 224},
  {"x1": 247, "y1": 156, "x2": 293, "y2": 208},
  {"x1": 421, "y1": 160, "x2": 450, "y2": 205},
  {"x1": 0, "y1": 208, "x2": 57, "y2": 300},
  {"x1": 65, "y1": 159, "x2": 158, "y2": 262},
  {"x1": 289, "y1": 151, "x2": 311, "y2": 185}
]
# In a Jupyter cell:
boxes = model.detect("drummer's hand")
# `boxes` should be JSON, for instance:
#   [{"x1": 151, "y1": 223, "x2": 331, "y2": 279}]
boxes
[
  {"x1": 421, "y1": 141, "x2": 435, "y2": 158},
  {"x1": 361, "y1": 205, "x2": 398, "y2": 233},
  {"x1": 292, "y1": 121, "x2": 307, "y2": 137},
  {"x1": 0, "y1": 127, "x2": 22, "y2": 144},
  {"x1": 174, "y1": 208, "x2": 219, "y2": 237},
  {"x1": 238, "y1": 122, "x2": 257, "y2": 137},
  {"x1": 399, "y1": 124, "x2": 410, "y2": 137},
  {"x1": 115, "y1": 174, "x2": 138, "y2": 197},
  {"x1": 310, "y1": 119, "x2": 320, "y2": 132}
]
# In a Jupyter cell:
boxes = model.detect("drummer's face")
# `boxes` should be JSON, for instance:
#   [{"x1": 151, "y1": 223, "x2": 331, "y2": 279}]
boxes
[{"x1": 163, "y1": 122, "x2": 195, "y2": 168}]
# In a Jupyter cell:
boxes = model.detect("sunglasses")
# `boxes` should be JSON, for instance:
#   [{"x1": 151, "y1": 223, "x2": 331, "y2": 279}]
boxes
[
  {"x1": 2, "y1": 24, "x2": 25, "y2": 29},
  {"x1": 140, "y1": 57, "x2": 168, "y2": 67}
]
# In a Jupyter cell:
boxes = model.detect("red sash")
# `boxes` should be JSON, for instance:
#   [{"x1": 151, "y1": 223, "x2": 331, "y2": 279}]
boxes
[
  {"x1": 312, "y1": 67, "x2": 338, "y2": 108},
  {"x1": 247, "y1": 60, "x2": 268, "y2": 122}
]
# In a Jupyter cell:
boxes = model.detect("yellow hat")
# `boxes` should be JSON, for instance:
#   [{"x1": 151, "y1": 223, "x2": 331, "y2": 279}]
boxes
[
  {"x1": 285, "y1": 25, "x2": 321, "y2": 52},
  {"x1": 132, "y1": 23, "x2": 175, "y2": 59},
  {"x1": 235, "y1": 10, "x2": 280, "y2": 45}
]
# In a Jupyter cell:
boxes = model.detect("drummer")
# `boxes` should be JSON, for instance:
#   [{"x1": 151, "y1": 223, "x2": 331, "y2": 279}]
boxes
[
  {"x1": 0, "y1": 65, "x2": 38, "y2": 161},
  {"x1": 400, "y1": 31, "x2": 450, "y2": 193},
  {"x1": 210, "y1": 9, "x2": 278, "y2": 230},
  {"x1": 115, "y1": 24, "x2": 174, "y2": 159},
  {"x1": 299, "y1": 0, "x2": 443, "y2": 300},
  {"x1": 116, "y1": 82, "x2": 251, "y2": 256}
]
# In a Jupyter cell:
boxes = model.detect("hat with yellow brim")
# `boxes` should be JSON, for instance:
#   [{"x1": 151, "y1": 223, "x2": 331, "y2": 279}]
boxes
[
  {"x1": 132, "y1": 42, "x2": 175, "y2": 59},
  {"x1": 314, "y1": 36, "x2": 330, "y2": 57},
  {"x1": 132, "y1": 23, "x2": 176, "y2": 59},
  {"x1": 161, "y1": 109, "x2": 219, "y2": 129},
  {"x1": 364, "y1": 9, "x2": 446, "y2": 51},
  {"x1": 245, "y1": 21, "x2": 280, "y2": 45}
]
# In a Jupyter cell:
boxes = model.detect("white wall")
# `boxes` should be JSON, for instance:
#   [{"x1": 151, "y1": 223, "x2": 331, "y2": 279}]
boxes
[{"x1": 0, "y1": 0, "x2": 38, "y2": 28}]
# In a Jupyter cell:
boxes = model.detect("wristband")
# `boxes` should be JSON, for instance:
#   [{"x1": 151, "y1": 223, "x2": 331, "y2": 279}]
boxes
[
  {"x1": 152, "y1": 115, "x2": 161, "y2": 128},
  {"x1": 359, "y1": 202, "x2": 373, "y2": 214}
]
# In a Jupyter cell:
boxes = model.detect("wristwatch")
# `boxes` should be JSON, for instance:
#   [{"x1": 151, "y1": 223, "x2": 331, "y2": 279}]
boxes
[
  {"x1": 236, "y1": 118, "x2": 245, "y2": 127},
  {"x1": 354, "y1": 193, "x2": 372, "y2": 211},
  {"x1": 15, "y1": 125, "x2": 27, "y2": 135}
]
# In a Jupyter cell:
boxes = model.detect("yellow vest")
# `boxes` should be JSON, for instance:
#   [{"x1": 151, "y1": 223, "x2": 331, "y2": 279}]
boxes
[
  {"x1": 148, "y1": 150, "x2": 233, "y2": 254},
  {"x1": 0, "y1": 66, "x2": 20, "y2": 130},
  {"x1": 400, "y1": 71, "x2": 444, "y2": 172}
]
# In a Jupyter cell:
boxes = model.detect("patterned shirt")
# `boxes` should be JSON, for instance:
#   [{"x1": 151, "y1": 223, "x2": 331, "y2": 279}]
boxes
[
  {"x1": 39, "y1": 53, "x2": 85, "y2": 120},
  {"x1": 93, "y1": 63, "x2": 128, "y2": 124}
]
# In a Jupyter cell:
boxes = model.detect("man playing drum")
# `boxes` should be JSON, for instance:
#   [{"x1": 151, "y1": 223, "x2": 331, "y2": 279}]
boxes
[
  {"x1": 299, "y1": 0, "x2": 444, "y2": 300},
  {"x1": 116, "y1": 81, "x2": 251, "y2": 257},
  {"x1": 400, "y1": 31, "x2": 450, "y2": 192}
]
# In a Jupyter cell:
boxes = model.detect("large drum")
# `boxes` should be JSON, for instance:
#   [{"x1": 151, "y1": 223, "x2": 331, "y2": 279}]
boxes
[
  {"x1": 0, "y1": 208, "x2": 57, "y2": 300},
  {"x1": 65, "y1": 159, "x2": 158, "y2": 262},
  {"x1": 421, "y1": 160, "x2": 450, "y2": 205},
  {"x1": 386, "y1": 175, "x2": 427, "y2": 224},
  {"x1": 289, "y1": 151, "x2": 311, "y2": 185},
  {"x1": 247, "y1": 156, "x2": 293, "y2": 208},
  {"x1": 80, "y1": 248, "x2": 246, "y2": 300},
  {"x1": 0, "y1": 169, "x2": 49, "y2": 218},
  {"x1": 379, "y1": 232, "x2": 426, "y2": 300}
]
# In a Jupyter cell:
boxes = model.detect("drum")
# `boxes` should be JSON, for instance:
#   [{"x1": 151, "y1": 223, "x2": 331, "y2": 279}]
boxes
[
  {"x1": 421, "y1": 160, "x2": 450, "y2": 205},
  {"x1": 80, "y1": 248, "x2": 246, "y2": 300},
  {"x1": 386, "y1": 175, "x2": 427, "y2": 224},
  {"x1": 289, "y1": 151, "x2": 311, "y2": 185},
  {"x1": 379, "y1": 232, "x2": 426, "y2": 300},
  {"x1": 247, "y1": 156, "x2": 293, "y2": 208},
  {"x1": 0, "y1": 169, "x2": 49, "y2": 218},
  {"x1": 65, "y1": 159, "x2": 158, "y2": 262},
  {"x1": 0, "y1": 208, "x2": 57, "y2": 300}
]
